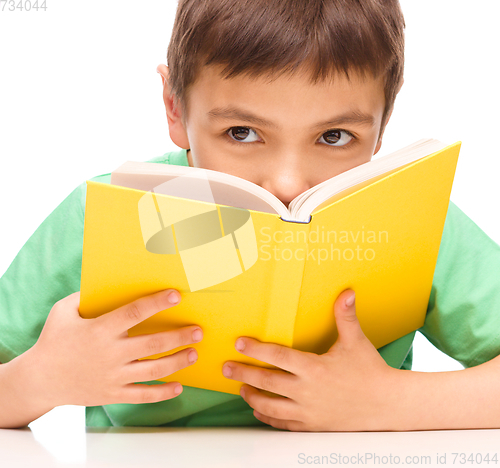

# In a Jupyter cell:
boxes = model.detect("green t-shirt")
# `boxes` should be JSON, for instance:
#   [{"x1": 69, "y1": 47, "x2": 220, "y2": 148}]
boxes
[{"x1": 1, "y1": 148, "x2": 500, "y2": 427}]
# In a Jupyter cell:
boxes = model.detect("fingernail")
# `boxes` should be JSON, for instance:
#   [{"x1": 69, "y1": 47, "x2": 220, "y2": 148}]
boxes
[
  {"x1": 192, "y1": 328, "x2": 203, "y2": 342},
  {"x1": 188, "y1": 349, "x2": 198, "y2": 363},
  {"x1": 222, "y1": 364, "x2": 233, "y2": 378},
  {"x1": 344, "y1": 292, "x2": 355, "y2": 308},
  {"x1": 168, "y1": 291, "x2": 180, "y2": 304},
  {"x1": 174, "y1": 384, "x2": 182, "y2": 395},
  {"x1": 235, "y1": 338, "x2": 245, "y2": 352}
]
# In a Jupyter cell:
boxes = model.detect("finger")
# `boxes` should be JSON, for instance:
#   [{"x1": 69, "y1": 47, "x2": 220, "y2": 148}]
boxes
[
  {"x1": 119, "y1": 381, "x2": 184, "y2": 405},
  {"x1": 253, "y1": 410, "x2": 305, "y2": 432},
  {"x1": 98, "y1": 289, "x2": 181, "y2": 334},
  {"x1": 333, "y1": 289, "x2": 365, "y2": 344},
  {"x1": 232, "y1": 337, "x2": 308, "y2": 374},
  {"x1": 240, "y1": 385, "x2": 301, "y2": 422},
  {"x1": 222, "y1": 361, "x2": 297, "y2": 398},
  {"x1": 124, "y1": 347, "x2": 198, "y2": 383},
  {"x1": 124, "y1": 326, "x2": 203, "y2": 361}
]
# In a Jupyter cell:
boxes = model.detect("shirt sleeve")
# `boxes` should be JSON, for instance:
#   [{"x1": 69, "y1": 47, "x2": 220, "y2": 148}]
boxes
[
  {"x1": 0, "y1": 182, "x2": 87, "y2": 363},
  {"x1": 419, "y1": 200, "x2": 500, "y2": 368}
]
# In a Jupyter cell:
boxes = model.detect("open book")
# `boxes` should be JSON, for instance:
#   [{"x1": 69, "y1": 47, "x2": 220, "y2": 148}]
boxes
[{"x1": 79, "y1": 139, "x2": 461, "y2": 394}]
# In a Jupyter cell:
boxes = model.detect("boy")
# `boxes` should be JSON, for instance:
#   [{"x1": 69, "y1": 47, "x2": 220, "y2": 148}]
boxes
[{"x1": 1, "y1": 0, "x2": 500, "y2": 431}]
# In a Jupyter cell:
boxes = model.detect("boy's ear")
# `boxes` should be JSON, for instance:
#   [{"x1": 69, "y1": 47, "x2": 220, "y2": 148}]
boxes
[{"x1": 156, "y1": 64, "x2": 190, "y2": 149}]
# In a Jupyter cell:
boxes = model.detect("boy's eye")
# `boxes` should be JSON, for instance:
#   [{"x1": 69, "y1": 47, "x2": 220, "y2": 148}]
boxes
[
  {"x1": 226, "y1": 126, "x2": 354, "y2": 147},
  {"x1": 319, "y1": 130, "x2": 353, "y2": 147},
  {"x1": 227, "y1": 126, "x2": 261, "y2": 143}
]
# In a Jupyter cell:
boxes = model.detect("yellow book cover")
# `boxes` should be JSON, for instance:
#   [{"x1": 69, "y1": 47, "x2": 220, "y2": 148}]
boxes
[{"x1": 79, "y1": 141, "x2": 460, "y2": 395}]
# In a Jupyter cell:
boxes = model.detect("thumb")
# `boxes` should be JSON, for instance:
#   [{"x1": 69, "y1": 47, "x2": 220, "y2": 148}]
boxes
[{"x1": 333, "y1": 289, "x2": 366, "y2": 345}]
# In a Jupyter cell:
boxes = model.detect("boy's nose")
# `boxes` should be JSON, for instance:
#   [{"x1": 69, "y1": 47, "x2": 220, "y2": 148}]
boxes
[{"x1": 260, "y1": 168, "x2": 311, "y2": 209}]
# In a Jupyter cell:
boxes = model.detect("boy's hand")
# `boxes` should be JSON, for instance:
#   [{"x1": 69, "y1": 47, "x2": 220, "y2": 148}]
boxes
[
  {"x1": 222, "y1": 289, "x2": 400, "y2": 431},
  {"x1": 24, "y1": 289, "x2": 202, "y2": 408}
]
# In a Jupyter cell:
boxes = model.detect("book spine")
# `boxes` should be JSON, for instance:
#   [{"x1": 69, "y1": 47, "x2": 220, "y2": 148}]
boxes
[{"x1": 260, "y1": 217, "x2": 310, "y2": 348}]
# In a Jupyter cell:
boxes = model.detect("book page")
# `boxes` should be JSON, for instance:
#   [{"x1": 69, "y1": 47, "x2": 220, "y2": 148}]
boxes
[{"x1": 111, "y1": 163, "x2": 289, "y2": 216}]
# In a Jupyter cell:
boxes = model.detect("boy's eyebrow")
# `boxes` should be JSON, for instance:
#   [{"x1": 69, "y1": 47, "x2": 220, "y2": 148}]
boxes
[{"x1": 207, "y1": 106, "x2": 376, "y2": 129}]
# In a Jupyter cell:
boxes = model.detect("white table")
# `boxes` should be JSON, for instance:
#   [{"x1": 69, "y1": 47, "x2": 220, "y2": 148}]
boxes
[{"x1": 1, "y1": 425, "x2": 499, "y2": 467}]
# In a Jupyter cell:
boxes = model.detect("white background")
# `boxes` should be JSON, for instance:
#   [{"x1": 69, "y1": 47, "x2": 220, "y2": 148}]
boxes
[{"x1": 0, "y1": 0, "x2": 498, "y2": 440}]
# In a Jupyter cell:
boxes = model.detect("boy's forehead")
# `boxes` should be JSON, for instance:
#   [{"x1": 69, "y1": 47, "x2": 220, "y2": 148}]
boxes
[{"x1": 185, "y1": 65, "x2": 386, "y2": 125}]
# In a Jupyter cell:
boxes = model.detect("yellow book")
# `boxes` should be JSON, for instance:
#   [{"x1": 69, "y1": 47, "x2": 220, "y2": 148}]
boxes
[{"x1": 79, "y1": 139, "x2": 460, "y2": 395}]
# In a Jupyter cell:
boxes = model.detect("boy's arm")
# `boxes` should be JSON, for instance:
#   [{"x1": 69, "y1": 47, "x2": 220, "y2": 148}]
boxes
[
  {"x1": 419, "y1": 201, "x2": 500, "y2": 369},
  {"x1": 0, "y1": 183, "x2": 86, "y2": 428},
  {"x1": 0, "y1": 356, "x2": 59, "y2": 428},
  {"x1": 389, "y1": 352, "x2": 500, "y2": 431},
  {"x1": 0, "y1": 183, "x2": 87, "y2": 365}
]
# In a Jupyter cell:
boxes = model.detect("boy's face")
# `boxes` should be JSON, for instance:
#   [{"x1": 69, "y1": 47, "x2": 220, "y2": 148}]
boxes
[{"x1": 159, "y1": 64, "x2": 388, "y2": 208}]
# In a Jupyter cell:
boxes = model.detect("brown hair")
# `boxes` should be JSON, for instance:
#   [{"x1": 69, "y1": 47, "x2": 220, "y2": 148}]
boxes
[{"x1": 167, "y1": 0, "x2": 405, "y2": 137}]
